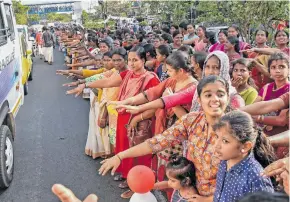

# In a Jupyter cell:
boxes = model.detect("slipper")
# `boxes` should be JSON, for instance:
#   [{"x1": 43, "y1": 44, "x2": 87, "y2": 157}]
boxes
[
  {"x1": 114, "y1": 174, "x2": 125, "y2": 181},
  {"x1": 121, "y1": 190, "x2": 134, "y2": 199},
  {"x1": 118, "y1": 180, "x2": 129, "y2": 189}
]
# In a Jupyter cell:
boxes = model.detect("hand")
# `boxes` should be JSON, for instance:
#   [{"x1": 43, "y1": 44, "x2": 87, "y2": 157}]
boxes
[
  {"x1": 66, "y1": 84, "x2": 86, "y2": 97},
  {"x1": 67, "y1": 73, "x2": 76, "y2": 78},
  {"x1": 261, "y1": 157, "x2": 288, "y2": 177},
  {"x1": 240, "y1": 48, "x2": 257, "y2": 54},
  {"x1": 98, "y1": 155, "x2": 122, "y2": 176},
  {"x1": 52, "y1": 184, "x2": 98, "y2": 202},
  {"x1": 98, "y1": 118, "x2": 107, "y2": 128},
  {"x1": 163, "y1": 87, "x2": 173, "y2": 96},
  {"x1": 116, "y1": 105, "x2": 141, "y2": 114},
  {"x1": 63, "y1": 81, "x2": 80, "y2": 87},
  {"x1": 251, "y1": 115, "x2": 259, "y2": 122},
  {"x1": 231, "y1": 77, "x2": 243, "y2": 88},
  {"x1": 56, "y1": 70, "x2": 70, "y2": 75},
  {"x1": 108, "y1": 100, "x2": 127, "y2": 108},
  {"x1": 188, "y1": 194, "x2": 212, "y2": 202},
  {"x1": 277, "y1": 109, "x2": 289, "y2": 126}
]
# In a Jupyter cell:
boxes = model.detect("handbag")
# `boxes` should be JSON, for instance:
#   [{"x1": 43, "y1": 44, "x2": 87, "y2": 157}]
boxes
[{"x1": 126, "y1": 115, "x2": 152, "y2": 147}]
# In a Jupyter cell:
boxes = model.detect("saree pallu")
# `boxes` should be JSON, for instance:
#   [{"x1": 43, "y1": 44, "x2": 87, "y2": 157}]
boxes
[
  {"x1": 85, "y1": 91, "x2": 106, "y2": 159},
  {"x1": 116, "y1": 70, "x2": 160, "y2": 178},
  {"x1": 99, "y1": 70, "x2": 120, "y2": 150}
]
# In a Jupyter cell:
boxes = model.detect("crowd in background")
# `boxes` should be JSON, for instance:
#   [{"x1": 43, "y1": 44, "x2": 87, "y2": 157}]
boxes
[{"x1": 49, "y1": 21, "x2": 289, "y2": 202}]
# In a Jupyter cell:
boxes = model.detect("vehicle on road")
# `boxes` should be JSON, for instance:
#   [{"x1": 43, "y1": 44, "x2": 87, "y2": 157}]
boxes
[
  {"x1": 0, "y1": 0, "x2": 24, "y2": 189},
  {"x1": 17, "y1": 27, "x2": 34, "y2": 95}
]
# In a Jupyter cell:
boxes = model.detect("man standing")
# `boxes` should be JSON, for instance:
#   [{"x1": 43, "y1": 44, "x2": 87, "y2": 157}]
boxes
[{"x1": 42, "y1": 26, "x2": 54, "y2": 65}]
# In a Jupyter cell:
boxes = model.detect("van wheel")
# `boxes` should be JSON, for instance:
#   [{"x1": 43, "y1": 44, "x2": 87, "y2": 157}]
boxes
[
  {"x1": 24, "y1": 83, "x2": 28, "y2": 95},
  {"x1": 0, "y1": 125, "x2": 14, "y2": 188},
  {"x1": 28, "y1": 65, "x2": 33, "y2": 81}
]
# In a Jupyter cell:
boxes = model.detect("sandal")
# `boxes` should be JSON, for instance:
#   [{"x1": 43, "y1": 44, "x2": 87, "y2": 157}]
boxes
[
  {"x1": 118, "y1": 180, "x2": 129, "y2": 189},
  {"x1": 114, "y1": 174, "x2": 125, "y2": 181},
  {"x1": 121, "y1": 189, "x2": 134, "y2": 199}
]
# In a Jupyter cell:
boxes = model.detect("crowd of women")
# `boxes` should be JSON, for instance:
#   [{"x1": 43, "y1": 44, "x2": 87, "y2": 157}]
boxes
[{"x1": 53, "y1": 22, "x2": 289, "y2": 202}]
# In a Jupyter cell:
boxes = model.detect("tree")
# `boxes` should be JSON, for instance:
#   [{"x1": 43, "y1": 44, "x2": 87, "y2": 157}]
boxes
[
  {"x1": 46, "y1": 13, "x2": 72, "y2": 22},
  {"x1": 195, "y1": 1, "x2": 289, "y2": 42},
  {"x1": 28, "y1": 14, "x2": 40, "y2": 23},
  {"x1": 12, "y1": 0, "x2": 29, "y2": 25}
]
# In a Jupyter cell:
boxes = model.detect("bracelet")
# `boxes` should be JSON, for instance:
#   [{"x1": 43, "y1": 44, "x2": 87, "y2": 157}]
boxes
[
  {"x1": 261, "y1": 115, "x2": 264, "y2": 122},
  {"x1": 257, "y1": 115, "x2": 261, "y2": 122},
  {"x1": 116, "y1": 154, "x2": 122, "y2": 162},
  {"x1": 141, "y1": 113, "x2": 144, "y2": 121}
]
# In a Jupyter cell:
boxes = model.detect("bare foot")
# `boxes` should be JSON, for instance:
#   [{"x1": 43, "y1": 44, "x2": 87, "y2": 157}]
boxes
[{"x1": 52, "y1": 184, "x2": 98, "y2": 202}]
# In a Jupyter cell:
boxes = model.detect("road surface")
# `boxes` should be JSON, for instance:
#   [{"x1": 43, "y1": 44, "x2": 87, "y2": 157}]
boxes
[{"x1": 0, "y1": 50, "x2": 125, "y2": 202}]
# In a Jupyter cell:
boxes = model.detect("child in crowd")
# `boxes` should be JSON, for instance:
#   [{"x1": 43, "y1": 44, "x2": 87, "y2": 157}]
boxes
[
  {"x1": 154, "y1": 155, "x2": 197, "y2": 202},
  {"x1": 231, "y1": 58, "x2": 258, "y2": 105},
  {"x1": 213, "y1": 110, "x2": 275, "y2": 202}
]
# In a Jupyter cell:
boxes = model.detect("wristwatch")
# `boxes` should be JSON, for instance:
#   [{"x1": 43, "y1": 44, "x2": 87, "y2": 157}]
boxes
[{"x1": 85, "y1": 83, "x2": 89, "y2": 88}]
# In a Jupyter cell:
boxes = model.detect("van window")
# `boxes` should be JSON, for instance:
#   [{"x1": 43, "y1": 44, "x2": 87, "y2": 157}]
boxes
[
  {"x1": 0, "y1": 7, "x2": 7, "y2": 45},
  {"x1": 4, "y1": 4, "x2": 15, "y2": 40}
]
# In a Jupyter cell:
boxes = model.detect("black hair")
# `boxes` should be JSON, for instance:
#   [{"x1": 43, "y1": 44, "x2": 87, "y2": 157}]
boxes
[
  {"x1": 197, "y1": 75, "x2": 229, "y2": 97},
  {"x1": 154, "y1": 35, "x2": 162, "y2": 41},
  {"x1": 227, "y1": 36, "x2": 240, "y2": 53},
  {"x1": 161, "y1": 33, "x2": 173, "y2": 44},
  {"x1": 103, "y1": 50, "x2": 113, "y2": 58},
  {"x1": 178, "y1": 22, "x2": 188, "y2": 30},
  {"x1": 156, "y1": 44, "x2": 171, "y2": 58},
  {"x1": 198, "y1": 25, "x2": 206, "y2": 34},
  {"x1": 218, "y1": 29, "x2": 228, "y2": 37},
  {"x1": 228, "y1": 24, "x2": 240, "y2": 37},
  {"x1": 178, "y1": 45, "x2": 194, "y2": 56},
  {"x1": 238, "y1": 191, "x2": 289, "y2": 202},
  {"x1": 205, "y1": 31, "x2": 217, "y2": 45},
  {"x1": 112, "y1": 47, "x2": 127, "y2": 60},
  {"x1": 161, "y1": 26, "x2": 170, "y2": 34},
  {"x1": 154, "y1": 30, "x2": 162, "y2": 35},
  {"x1": 166, "y1": 155, "x2": 196, "y2": 187},
  {"x1": 129, "y1": 45, "x2": 146, "y2": 61},
  {"x1": 99, "y1": 38, "x2": 112, "y2": 50},
  {"x1": 192, "y1": 51, "x2": 207, "y2": 71},
  {"x1": 187, "y1": 23, "x2": 195, "y2": 28},
  {"x1": 255, "y1": 29, "x2": 269, "y2": 38},
  {"x1": 173, "y1": 30, "x2": 182, "y2": 38},
  {"x1": 213, "y1": 110, "x2": 276, "y2": 168},
  {"x1": 171, "y1": 24, "x2": 178, "y2": 30},
  {"x1": 165, "y1": 51, "x2": 192, "y2": 74},
  {"x1": 274, "y1": 30, "x2": 289, "y2": 40},
  {"x1": 268, "y1": 52, "x2": 289, "y2": 72},
  {"x1": 231, "y1": 58, "x2": 258, "y2": 90},
  {"x1": 143, "y1": 43, "x2": 156, "y2": 58}
]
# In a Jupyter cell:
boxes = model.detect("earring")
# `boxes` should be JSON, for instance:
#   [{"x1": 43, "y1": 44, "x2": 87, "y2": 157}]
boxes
[{"x1": 241, "y1": 149, "x2": 245, "y2": 153}]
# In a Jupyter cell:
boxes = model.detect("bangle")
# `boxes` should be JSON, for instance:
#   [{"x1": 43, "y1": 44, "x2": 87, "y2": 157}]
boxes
[
  {"x1": 85, "y1": 83, "x2": 89, "y2": 88},
  {"x1": 261, "y1": 115, "x2": 264, "y2": 122},
  {"x1": 116, "y1": 154, "x2": 122, "y2": 162},
  {"x1": 141, "y1": 113, "x2": 144, "y2": 121},
  {"x1": 257, "y1": 115, "x2": 261, "y2": 122}
]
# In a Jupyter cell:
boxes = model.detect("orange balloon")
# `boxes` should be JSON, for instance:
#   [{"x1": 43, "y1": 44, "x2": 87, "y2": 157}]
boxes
[{"x1": 127, "y1": 165, "x2": 155, "y2": 194}]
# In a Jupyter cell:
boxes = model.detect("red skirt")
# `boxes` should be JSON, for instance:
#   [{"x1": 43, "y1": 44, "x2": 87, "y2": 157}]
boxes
[{"x1": 115, "y1": 112, "x2": 152, "y2": 178}]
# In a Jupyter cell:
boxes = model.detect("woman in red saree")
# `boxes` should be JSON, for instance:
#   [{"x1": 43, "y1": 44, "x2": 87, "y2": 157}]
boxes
[
  {"x1": 66, "y1": 46, "x2": 160, "y2": 199},
  {"x1": 113, "y1": 51, "x2": 198, "y2": 200}
]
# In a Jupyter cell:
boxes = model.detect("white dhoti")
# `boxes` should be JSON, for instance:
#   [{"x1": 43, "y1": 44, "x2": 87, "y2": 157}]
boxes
[
  {"x1": 43, "y1": 46, "x2": 53, "y2": 62},
  {"x1": 38, "y1": 45, "x2": 43, "y2": 56}
]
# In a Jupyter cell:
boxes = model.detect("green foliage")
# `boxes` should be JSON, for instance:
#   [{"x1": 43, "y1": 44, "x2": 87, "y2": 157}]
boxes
[
  {"x1": 196, "y1": 1, "x2": 289, "y2": 42},
  {"x1": 12, "y1": 0, "x2": 29, "y2": 25},
  {"x1": 46, "y1": 13, "x2": 72, "y2": 22},
  {"x1": 28, "y1": 14, "x2": 40, "y2": 22}
]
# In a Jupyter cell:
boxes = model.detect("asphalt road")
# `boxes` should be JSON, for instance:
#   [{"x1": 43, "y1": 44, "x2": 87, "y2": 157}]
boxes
[{"x1": 0, "y1": 50, "x2": 125, "y2": 202}]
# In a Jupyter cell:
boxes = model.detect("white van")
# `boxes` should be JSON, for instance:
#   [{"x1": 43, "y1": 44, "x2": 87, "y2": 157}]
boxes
[{"x1": 0, "y1": 0, "x2": 23, "y2": 188}]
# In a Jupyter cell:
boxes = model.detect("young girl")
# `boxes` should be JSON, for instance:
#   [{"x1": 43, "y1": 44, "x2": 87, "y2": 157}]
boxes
[
  {"x1": 154, "y1": 156, "x2": 197, "y2": 202},
  {"x1": 225, "y1": 36, "x2": 241, "y2": 66},
  {"x1": 231, "y1": 58, "x2": 258, "y2": 105},
  {"x1": 155, "y1": 44, "x2": 171, "y2": 81},
  {"x1": 213, "y1": 110, "x2": 275, "y2": 202}
]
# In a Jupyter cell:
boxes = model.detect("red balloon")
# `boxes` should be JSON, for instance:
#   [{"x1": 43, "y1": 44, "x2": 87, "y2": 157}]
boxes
[{"x1": 127, "y1": 165, "x2": 155, "y2": 194}]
